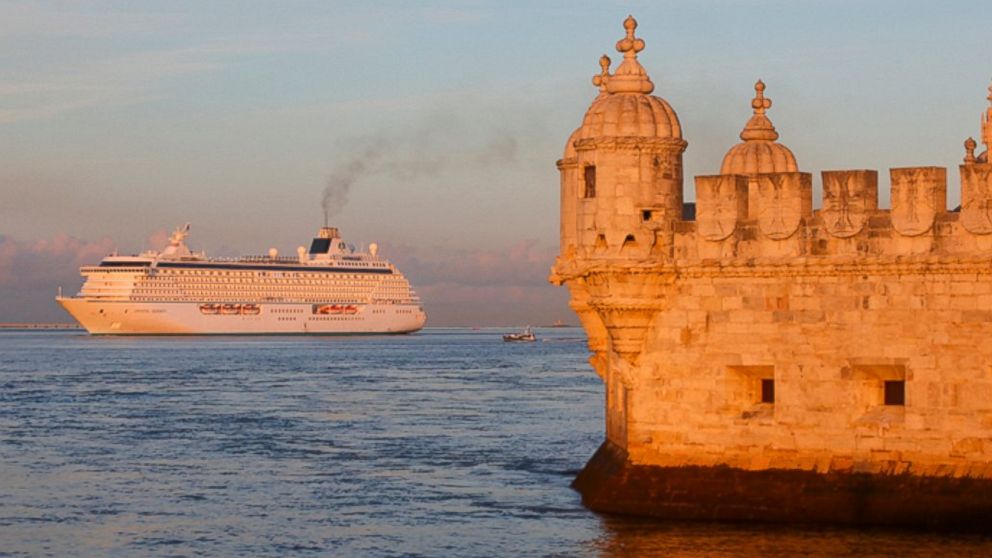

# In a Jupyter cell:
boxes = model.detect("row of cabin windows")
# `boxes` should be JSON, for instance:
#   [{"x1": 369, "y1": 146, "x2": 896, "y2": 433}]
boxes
[{"x1": 758, "y1": 379, "x2": 905, "y2": 406}]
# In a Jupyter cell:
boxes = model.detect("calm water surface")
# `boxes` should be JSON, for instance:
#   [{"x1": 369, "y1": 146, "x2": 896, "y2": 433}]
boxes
[{"x1": 1, "y1": 329, "x2": 990, "y2": 557}]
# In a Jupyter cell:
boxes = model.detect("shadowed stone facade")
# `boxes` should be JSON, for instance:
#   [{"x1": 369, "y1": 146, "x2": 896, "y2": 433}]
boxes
[{"x1": 550, "y1": 16, "x2": 992, "y2": 529}]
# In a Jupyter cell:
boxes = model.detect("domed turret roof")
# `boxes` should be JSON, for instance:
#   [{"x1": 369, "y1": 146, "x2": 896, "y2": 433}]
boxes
[
  {"x1": 720, "y1": 80, "x2": 798, "y2": 175},
  {"x1": 563, "y1": 16, "x2": 684, "y2": 158}
]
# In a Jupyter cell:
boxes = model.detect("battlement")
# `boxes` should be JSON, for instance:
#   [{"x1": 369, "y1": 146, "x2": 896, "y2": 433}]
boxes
[
  {"x1": 560, "y1": 164, "x2": 992, "y2": 270},
  {"x1": 679, "y1": 164, "x2": 992, "y2": 263}
]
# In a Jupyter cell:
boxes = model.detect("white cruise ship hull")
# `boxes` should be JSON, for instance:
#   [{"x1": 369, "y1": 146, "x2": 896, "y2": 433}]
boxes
[{"x1": 57, "y1": 298, "x2": 426, "y2": 335}]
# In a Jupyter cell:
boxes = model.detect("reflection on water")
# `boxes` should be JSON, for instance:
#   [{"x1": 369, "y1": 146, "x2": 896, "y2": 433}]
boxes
[
  {"x1": 592, "y1": 516, "x2": 992, "y2": 557},
  {"x1": 0, "y1": 329, "x2": 990, "y2": 557}
]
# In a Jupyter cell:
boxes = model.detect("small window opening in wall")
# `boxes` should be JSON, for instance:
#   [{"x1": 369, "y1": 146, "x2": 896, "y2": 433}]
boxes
[
  {"x1": 584, "y1": 165, "x2": 597, "y2": 198},
  {"x1": 884, "y1": 380, "x2": 905, "y2": 406},
  {"x1": 760, "y1": 378, "x2": 775, "y2": 404},
  {"x1": 642, "y1": 210, "x2": 652, "y2": 221},
  {"x1": 594, "y1": 234, "x2": 608, "y2": 252}
]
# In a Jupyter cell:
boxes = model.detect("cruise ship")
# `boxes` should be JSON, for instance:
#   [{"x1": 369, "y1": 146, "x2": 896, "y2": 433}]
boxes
[{"x1": 56, "y1": 225, "x2": 427, "y2": 335}]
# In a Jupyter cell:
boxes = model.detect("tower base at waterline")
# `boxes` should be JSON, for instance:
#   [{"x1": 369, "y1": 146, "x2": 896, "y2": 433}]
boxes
[{"x1": 573, "y1": 442, "x2": 992, "y2": 531}]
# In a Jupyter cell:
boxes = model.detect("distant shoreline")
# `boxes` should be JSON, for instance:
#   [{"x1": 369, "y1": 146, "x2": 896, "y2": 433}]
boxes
[
  {"x1": 0, "y1": 323, "x2": 83, "y2": 330},
  {"x1": 0, "y1": 324, "x2": 578, "y2": 331}
]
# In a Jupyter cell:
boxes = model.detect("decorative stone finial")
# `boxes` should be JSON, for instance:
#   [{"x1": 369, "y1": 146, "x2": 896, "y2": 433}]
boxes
[
  {"x1": 592, "y1": 54, "x2": 611, "y2": 94},
  {"x1": 616, "y1": 16, "x2": 645, "y2": 60},
  {"x1": 605, "y1": 16, "x2": 654, "y2": 94},
  {"x1": 964, "y1": 137, "x2": 977, "y2": 165},
  {"x1": 739, "y1": 79, "x2": 779, "y2": 142},
  {"x1": 752, "y1": 80, "x2": 772, "y2": 115}
]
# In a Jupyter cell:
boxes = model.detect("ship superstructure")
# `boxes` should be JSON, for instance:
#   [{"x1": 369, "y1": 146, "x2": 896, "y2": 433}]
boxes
[{"x1": 57, "y1": 225, "x2": 427, "y2": 334}]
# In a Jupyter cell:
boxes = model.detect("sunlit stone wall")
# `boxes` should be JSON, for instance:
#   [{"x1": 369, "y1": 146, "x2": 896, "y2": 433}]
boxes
[{"x1": 552, "y1": 16, "x2": 992, "y2": 483}]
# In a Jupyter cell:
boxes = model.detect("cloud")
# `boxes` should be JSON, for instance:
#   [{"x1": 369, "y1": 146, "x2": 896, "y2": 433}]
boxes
[
  {"x1": 0, "y1": 3, "x2": 185, "y2": 39},
  {"x1": 382, "y1": 239, "x2": 573, "y2": 326},
  {"x1": 415, "y1": 6, "x2": 492, "y2": 24},
  {"x1": 0, "y1": 10, "x2": 362, "y2": 125},
  {"x1": 0, "y1": 43, "x2": 240, "y2": 124},
  {"x1": 0, "y1": 233, "x2": 115, "y2": 322}
]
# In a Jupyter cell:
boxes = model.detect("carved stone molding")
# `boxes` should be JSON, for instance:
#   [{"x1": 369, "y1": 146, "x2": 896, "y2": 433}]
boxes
[
  {"x1": 821, "y1": 170, "x2": 878, "y2": 238},
  {"x1": 756, "y1": 172, "x2": 812, "y2": 240},
  {"x1": 696, "y1": 175, "x2": 748, "y2": 241},
  {"x1": 574, "y1": 136, "x2": 688, "y2": 153},
  {"x1": 890, "y1": 166, "x2": 946, "y2": 237},
  {"x1": 961, "y1": 164, "x2": 992, "y2": 235}
]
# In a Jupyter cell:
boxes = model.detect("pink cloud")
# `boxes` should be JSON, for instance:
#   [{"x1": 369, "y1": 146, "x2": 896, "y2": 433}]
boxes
[
  {"x1": 0, "y1": 233, "x2": 114, "y2": 322},
  {"x1": 146, "y1": 229, "x2": 171, "y2": 251},
  {"x1": 381, "y1": 239, "x2": 573, "y2": 326}
]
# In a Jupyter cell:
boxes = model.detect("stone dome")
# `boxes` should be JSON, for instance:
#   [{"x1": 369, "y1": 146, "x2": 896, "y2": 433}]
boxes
[
  {"x1": 575, "y1": 93, "x2": 683, "y2": 142},
  {"x1": 720, "y1": 80, "x2": 798, "y2": 175},
  {"x1": 563, "y1": 16, "x2": 684, "y2": 158},
  {"x1": 563, "y1": 127, "x2": 582, "y2": 159}
]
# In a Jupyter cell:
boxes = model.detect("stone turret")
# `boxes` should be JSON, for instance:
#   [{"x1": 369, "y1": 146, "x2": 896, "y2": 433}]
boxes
[
  {"x1": 720, "y1": 80, "x2": 798, "y2": 176},
  {"x1": 559, "y1": 15, "x2": 687, "y2": 263},
  {"x1": 554, "y1": 16, "x2": 688, "y2": 376},
  {"x1": 554, "y1": 19, "x2": 992, "y2": 530},
  {"x1": 720, "y1": 81, "x2": 800, "y2": 219}
]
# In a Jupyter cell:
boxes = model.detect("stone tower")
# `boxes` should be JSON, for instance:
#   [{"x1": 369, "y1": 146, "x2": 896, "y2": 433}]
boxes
[
  {"x1": 553, "y1": 18, "x2": 992, "y2": 529},
  {"x1": 554, "y1": 16, "x2": 687, "y2": 447},
  {"x1": 559, "y1": 16, "x2": 687, "y2": 263}
]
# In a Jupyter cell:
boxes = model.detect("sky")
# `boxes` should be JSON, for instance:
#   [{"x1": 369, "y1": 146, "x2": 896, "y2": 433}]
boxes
[{"x1": 1, "y1": 0, "x2": 990, "y2": 325}]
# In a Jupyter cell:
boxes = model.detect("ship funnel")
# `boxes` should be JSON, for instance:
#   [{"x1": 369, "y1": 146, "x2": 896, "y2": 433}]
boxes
[
  {"x1": 318, "y1": 227, "x2": 340, "y2": 239},
  {"x1": 310, "y1": 227, "x2": 340, "y2": 255}
]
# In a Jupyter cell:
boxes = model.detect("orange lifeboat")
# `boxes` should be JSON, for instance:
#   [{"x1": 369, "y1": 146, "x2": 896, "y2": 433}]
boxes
[{"x1": 199, "y1": 303, "x2": 221, "y2": 315}]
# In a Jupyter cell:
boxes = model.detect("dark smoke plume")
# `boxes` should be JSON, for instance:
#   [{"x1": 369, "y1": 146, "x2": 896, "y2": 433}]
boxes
[
  {"x1": 322, "y1": 145, "x2": 382, "y2": 225},
  {"x1": 321, "y1": 115, "x2": 520, "y2": 221}
]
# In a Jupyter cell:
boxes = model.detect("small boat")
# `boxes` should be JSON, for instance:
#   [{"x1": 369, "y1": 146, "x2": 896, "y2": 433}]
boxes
[
  {"x1": 503, "y1": 326, "x2": 536, "y2": 342},
  {"x1": 241, "y1": 304, "x2": 261, "y2": 315}
]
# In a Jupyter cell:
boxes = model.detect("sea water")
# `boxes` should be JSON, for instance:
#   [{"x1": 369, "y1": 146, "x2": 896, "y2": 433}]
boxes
[{"x1": 1, "y1": 329, "x2": 990, "y2": 557}]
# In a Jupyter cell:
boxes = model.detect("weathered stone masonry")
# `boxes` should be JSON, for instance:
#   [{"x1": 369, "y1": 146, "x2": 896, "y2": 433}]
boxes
[{"x1": 551, "y1": 16, "x2": 992, "y2": 528}]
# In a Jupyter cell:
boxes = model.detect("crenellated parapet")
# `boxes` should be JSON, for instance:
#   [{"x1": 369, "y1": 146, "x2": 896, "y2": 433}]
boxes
[{"x1": 682, "y1": 165, "x2": 992, "y2": 261}]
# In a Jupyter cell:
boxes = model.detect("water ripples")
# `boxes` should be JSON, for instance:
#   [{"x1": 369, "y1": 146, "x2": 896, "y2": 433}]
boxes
[{"x1": 2, "y1": 329, "x2": 991, "y2": 557}]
